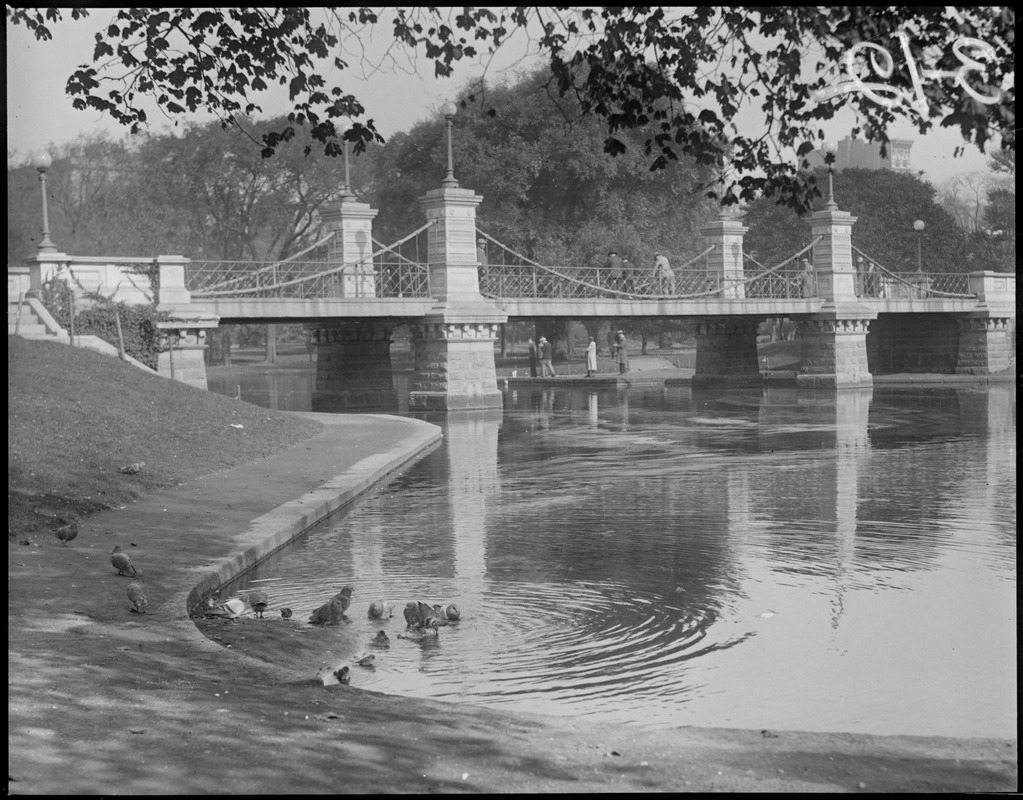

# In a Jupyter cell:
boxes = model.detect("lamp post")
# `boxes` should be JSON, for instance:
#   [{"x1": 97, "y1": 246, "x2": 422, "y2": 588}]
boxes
[
  {"x1": 34, "y1": 151, "x2": 57, "y2": 252},
  {"x1": 823, "y1": 140, "x2": 838, "y2": 210},
  {"x1": 913, "y1": 219, "x2": 925, "y2": 270},
  {"x1": 440, "y1": 100, "x2": 459, "y2": 188},
  {"x1": 339, "y1": 126, "x2": 356, "y2": 201}
]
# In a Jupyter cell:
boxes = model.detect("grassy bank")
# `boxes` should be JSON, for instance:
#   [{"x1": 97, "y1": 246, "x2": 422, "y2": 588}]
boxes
[{"x1": 7, "y1": 336, "x2": 321, "y2": 542}]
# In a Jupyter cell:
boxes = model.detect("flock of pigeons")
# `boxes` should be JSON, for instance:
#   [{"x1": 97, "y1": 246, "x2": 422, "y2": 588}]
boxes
[{"x1": 65, "y1": 531, "x2": 463, "y2": 644}]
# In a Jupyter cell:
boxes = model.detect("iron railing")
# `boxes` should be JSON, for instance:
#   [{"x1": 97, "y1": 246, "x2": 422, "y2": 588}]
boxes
[
  {"x1": 187, "y1": 223, "x2": 433, "y2": 299},
  {"x1": 851, "y1": 245, "x2": 973, "y2": 298}
]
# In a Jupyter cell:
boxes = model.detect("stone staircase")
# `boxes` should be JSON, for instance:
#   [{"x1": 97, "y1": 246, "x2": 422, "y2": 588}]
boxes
[
  {"x1": 8, "y1": 298, "x2": 159, "y2": 374},
  {"x1": 7, "y1": 299, "x2": 69, "y2": 342}
]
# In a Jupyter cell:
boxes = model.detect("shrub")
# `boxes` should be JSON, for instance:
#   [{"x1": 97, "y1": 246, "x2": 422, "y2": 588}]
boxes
[{"x1": 39, "y1": 276, "x2": 170, "y2": 370}]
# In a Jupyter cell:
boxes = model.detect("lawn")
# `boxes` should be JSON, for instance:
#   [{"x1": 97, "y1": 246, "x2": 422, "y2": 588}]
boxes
[{"x1": 8, "y1": 336, "x2": 321, "y2": 542}]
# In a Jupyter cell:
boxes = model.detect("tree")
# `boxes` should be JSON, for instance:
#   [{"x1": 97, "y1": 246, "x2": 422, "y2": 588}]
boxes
[
  {"x1": 744, "y1": 167, "x2": 969, "y2": 273},
  {"x1": 8, "y1": 7, "x2": 1015, "y2": 213},
  {"x1": 371, "y1": 67, "x2": 719, "y2": 268}
]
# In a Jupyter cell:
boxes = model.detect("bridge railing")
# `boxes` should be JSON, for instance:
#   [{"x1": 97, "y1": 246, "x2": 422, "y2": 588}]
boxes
[
  {"x1": 851, "y1": 246, "x2": 973, "y2": 299},
  {"x1": 186, "y1": 223, "x2": 433, "y2": 300}
]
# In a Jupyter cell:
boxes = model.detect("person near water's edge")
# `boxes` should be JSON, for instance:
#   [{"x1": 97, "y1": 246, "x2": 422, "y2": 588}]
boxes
[
  {"x1": 585, "y1": 337, "x2": 597, "y2": 377},
  {"x1": 613, "y1": 330, "x2": 629, "y2": 374},
  {"x1": 539, "y1": 337, "x2": 556, "y2": 377}
]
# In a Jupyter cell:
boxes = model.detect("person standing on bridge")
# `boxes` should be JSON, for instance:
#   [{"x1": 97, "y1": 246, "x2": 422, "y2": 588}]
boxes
[
  {"x1": 585, "y1": 337, "x2": 598, "y2": 377},
  {"x1": 613, "y1": 330, "x2": 629, "y2": 374},
  {"x1": 654, "y1": 252, "x2": 674, "y2": 295},
  {"x1": 527, "y1": 337, "x2": 539, "y2": 378},
  {"x1": 605, "y1": 251, "x2": 624, "y2": 292},
  {"x1": 799, "y1": 258, "x2": 816, "y2": 298},
  {"x1": 539, "y1": 337, "x2": 556, "y2": 377},
  {"x1": 476, "y1": 238, "x2": 489, "y2": 287}
]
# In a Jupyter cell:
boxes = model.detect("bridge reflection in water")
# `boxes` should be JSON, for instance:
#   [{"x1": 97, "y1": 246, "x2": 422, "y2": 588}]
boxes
[{"x1": 221, "y1": 376, "x2": 1015, "y2": 739}]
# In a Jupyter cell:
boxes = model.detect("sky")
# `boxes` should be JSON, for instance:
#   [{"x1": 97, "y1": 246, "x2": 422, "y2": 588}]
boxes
[{"x1": 6, "y1": 9, "x2": 999, "y2": 186}]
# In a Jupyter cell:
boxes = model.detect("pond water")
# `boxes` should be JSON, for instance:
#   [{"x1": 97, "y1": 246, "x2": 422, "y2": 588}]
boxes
[{"x1": 211, "y1": 368, "x2": 1016, "y2": 739}]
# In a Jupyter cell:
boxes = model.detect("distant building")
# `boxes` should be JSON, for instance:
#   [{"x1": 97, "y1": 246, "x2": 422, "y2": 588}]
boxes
[{"x1": 807, "y1": 137, "x2": 913, "y2": 172}]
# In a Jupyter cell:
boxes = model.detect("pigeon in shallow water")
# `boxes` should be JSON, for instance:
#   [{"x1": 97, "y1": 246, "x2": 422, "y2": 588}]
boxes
[
  {"x1": 403, "y1": 602, "x2": 423, "y2": 629},
  {"x1": 246, "y1": 590, "x2": 269, "y2": 619},
  {"x1": 371, "y1": 630, "x2": 390, "y2": 648},
  {"x1": 309, "y1": 586, "x2": 353, "y2": 626},
  {"x1": 110, "y1": 545, "x2": 138, "y2": 576},
  {"x1": 54, "y1": 521, "x2": 78, "y2": 547},
  {"x1": 280, "y1": 607, "x2": 293, "y2": 620},
  {"x1": 368, "y1": 600, "x2": 393, "y2": 619},
  {"x1": 127, "y1": 570, "x2": 148, "y2": 614},
  {"x1": 333, "y1": 666, "x2": 351, "y2": 685}
]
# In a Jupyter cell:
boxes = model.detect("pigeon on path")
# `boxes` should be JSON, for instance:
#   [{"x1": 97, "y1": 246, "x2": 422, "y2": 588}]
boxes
[
  {"x1": 54, "y1": 521, "x2": 78, "y2": 547},
  {"x1": 127, "y1": 570, "x2": 148, "y2": 614},
  {"x1": 110, "y1": 545, "x2": 138, "y2": 576}
]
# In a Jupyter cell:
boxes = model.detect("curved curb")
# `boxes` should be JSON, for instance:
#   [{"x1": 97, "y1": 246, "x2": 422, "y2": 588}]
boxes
[{"x1": 183, "y1": 414, "x2": 441, "y2": 616}]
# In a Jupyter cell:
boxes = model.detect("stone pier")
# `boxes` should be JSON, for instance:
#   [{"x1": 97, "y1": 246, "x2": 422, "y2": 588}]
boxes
[
  {"x1": 408, "y1": 186, "x2": 506, "y2": 410},
  {"x1": 954, "y1": 272, "x2": 1015, "y2": 374},
  {"x1": 795, "y1": 200, "x2": 875, "y2": 389},
  {"x1": 692, "y1": 317, "x2": 763, "y2": 387},
  {"x1": 156, "y1": 255, "x2": 219, "y2": 390},
  {"x1": 310, "y1": 322, "x2": 398, "y2": 411}
]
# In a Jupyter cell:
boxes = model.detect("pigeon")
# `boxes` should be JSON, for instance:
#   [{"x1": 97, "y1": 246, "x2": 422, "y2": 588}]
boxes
[
  {"x1": 332, "y1": 585, "x2": 354, "y2": 613},
  {"x1": 110, "y1": 545, "x2": 138, "y2": 576},
  {"x1": 127, "y1": 570, "x2": 148, "y2": 613},
  {"x1": 219, "y1": 598, "x2": 249, "y2": 618},
  {"x1": 54, "y1": 520, "x2": 78, "y2": 547},
  {"x1": 246, "y1": 590, "x2": 269, "y2": 619},
  {"x1": 309, "y1": 585, "x2": 354, "y2": 624},
  {"x1": 371, "y1": 630, "x2": 390, "y2": 648},
  {"x1": 333, "y1": 666, "x2": 351, "y2": 685},
  {"x1": 280, "y1": 607, "x2": 293, "y2": 620},
  {"x1": 368, "y1": 600, "x2": 393, "y2": 619},
  {"x1": 355, "y1": 654, "x2": 375, "y2": 668},
  {"x1": 118, "y1": 461, "x2": 145, "y2": 475},
  {"x1": 403, "y1": 602, "x2": 423, "y2": 629},
  {"x1": 440, "y1": 604, "x2": 461, "y2": 621},
  {"x1": 417, "y1": 601, "x2": 440, "y2": 628}
]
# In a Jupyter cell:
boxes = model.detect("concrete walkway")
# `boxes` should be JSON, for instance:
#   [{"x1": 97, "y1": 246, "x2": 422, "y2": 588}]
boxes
[{"x1": 8, "y1": 413, "x2": 1017, "y2": 794}]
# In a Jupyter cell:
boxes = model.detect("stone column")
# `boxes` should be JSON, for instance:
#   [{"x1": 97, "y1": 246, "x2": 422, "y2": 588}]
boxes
[
  {"x1": 156, "y1": 255, "x2": 219, "y2": 389},
  {"x1": 692, "y1": 317, "x2": 763, "y2": 387},
  {"x1": 409, "y1": 187, "x2": 507, "y2": 411},
  {"x1": 319, "y1": 199, "x2": 379, "y2": 297},
  {"x1": 21, "y1": 251, "x2": 72, "y2": 299},
  {"x1": 796, "y1": 205, "x2": 876, "y2": 389},
  {"x1": 700, "y1": 218, "x2": 748, "y2": 298},
  {"x1": 310, "y1": 322, "x2": 398, "y2": 411}
]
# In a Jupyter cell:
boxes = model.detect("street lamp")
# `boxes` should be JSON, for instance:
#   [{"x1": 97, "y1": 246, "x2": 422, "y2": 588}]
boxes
[
  {"x1": 33, "y1": 151, "x2": 57, "y2": 252},
  {"x1": 823, "y1": 140, "x2": 838, "y2": 210},
  {"x1": 913, "y1": 219, "x2": 925, "y2": 270},
  {"x1": 339, "y1": 125, "x2": 356, "y2": 201},
  {"x1": 440, "y1": 100, "x2": 459, "y2": 188}
]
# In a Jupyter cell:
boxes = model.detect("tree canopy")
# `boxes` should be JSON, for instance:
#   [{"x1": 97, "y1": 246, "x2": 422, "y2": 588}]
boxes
[
  {"x1": 370, "y1": 67, "x2": 719, "y2": 268},
  {"x1": 743, "y1": 167, "x2": 974, "y2": 274},
  {"x1": 8, "y1": 6, "x2": 1015, "y2": 213}
]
